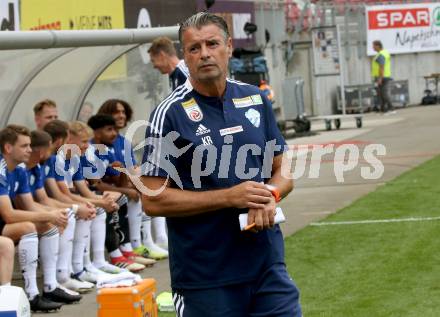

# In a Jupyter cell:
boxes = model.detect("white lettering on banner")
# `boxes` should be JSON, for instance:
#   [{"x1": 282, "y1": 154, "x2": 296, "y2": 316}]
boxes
[
  {"x1": 374, "y1": 9, "x2": 430, "y2": 29},
  {"x1": 219, "y1": 125, "x2": 244, "y2": 136},
  {"x1": 366, "y1": 3, "x2": 440, "y2": 55}
]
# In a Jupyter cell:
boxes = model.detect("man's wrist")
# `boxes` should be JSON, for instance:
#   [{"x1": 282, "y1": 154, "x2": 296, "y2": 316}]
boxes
[
  {"x1": 265, "y1": 184, "x2": 281, "y2": 203},
  {"x1": 219, "y1": 188, "x2": 233, "y2": 208}
]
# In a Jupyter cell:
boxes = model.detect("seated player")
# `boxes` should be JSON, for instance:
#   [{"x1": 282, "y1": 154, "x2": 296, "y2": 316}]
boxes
[
  {"x1": 79, "y1": 117, "x2": 154, "y2": 269},
  {"x1": 0, "y1": 125, "x2": 76, "y2": 312},
  {"x1": 85, "y1": 115, "x2": 162, "y2": 261},
  {"x1": 67, "y1": 121, "x2": 154, "y2": 270},
  {"x1": 97, "y1": 99, "x2": 168, "y2": 259},
  {"x1": 41, "y1": 120, "x2": 104, "y2": 284},
  {"x1": 44, "y1": 120, "x2": 147, "y2": 274},
  {"x1": 26, "y1": 129, "x2": 95, "y2": 293}
]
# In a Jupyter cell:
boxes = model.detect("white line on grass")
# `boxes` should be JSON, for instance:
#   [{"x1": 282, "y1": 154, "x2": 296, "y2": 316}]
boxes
[{"x1": 310, "y1": 216, "x2": 440, "y2": 226}]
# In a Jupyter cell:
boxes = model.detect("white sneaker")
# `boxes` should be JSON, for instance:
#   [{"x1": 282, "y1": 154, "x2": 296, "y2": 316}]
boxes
[
  {"x1": 86, "y1": 264, "x2": 117, "y2": 279},
  {"x1": 61, "y1": 278, "x2": 93, "y2": 294},
  {"x1": 156, "y1": 242, "x2": 168, "y2": 251},
  {"x1": 76, "y1": 270, "x2": 98, "y2": 284},
  {"x1": 96, "y1": 262, "x2": 128, "y2": 274},
  {"x1": 156, "y1": 239, "x2": 168, "y2": 251},
  {"x1": 85, "y1": 264, "x2": 103, "y2": 275},
  {"x1": 57, "y1": 283, "x2": 80, "y2": 296}
]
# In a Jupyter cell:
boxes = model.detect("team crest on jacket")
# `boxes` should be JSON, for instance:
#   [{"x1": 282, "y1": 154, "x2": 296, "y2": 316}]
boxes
[
  {"x1": 29, "y1": 174, "x2": 35, "y2": 186},
  {"x1": 181, "y1": 98, "x2": 203, "y2": 122},
  {"x1": 245, "y1": 108, "x2": 261, "y2": 128}
]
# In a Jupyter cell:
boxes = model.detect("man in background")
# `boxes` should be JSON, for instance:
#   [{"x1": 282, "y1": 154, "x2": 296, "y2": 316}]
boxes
[
  {"x1": 371, "y1": 40, "x2": 395, "y2": 114},
  {"x1": 34, "y1": 99, "x2": 59, "y2": 130},
  {"x1": 148, "y1": 36, "x2": 189, "y2": 90}
]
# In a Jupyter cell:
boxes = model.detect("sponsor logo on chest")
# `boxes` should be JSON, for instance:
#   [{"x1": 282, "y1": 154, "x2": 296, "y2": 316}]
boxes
[
  {"x1": 195, "y1": 124, "x2": 211, "y2": 136},
  {"x1": 45, "y1": 165, "x2": 50, "y2": 176},
  {"x1": 232, "y1": 94, "x2": 263, "y2": 108},
  {"x1": 182, "y1": 98, "x2": 203, "y2": 122},
  {"x1": 219, "y1": 125, "x2": 244, "y2": 136},
  {"x1": 29, "y1": 174, "x2": 35, "y2": 186}
]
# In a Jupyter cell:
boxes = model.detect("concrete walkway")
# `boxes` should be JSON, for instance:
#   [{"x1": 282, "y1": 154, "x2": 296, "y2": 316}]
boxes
[{"x1": 33, "y1": 105, "x2": 440, "y2": 317}]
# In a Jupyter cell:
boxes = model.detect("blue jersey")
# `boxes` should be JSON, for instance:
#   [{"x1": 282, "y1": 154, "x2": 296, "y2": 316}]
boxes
[
  {"x1": 43, "y1": 155, "x2": 63, "y2": 182},
  {"x1": 26, "y1": 164, "x2": 45, "y2": 194},
  {"x1": 80, "y1": 142, "x2": 120, "y2": 179},
  {"x1": 109, "y1": 134, "x2": 136, "y2": 168},
  {"x1": 44, "y1": 153, "x2": 84, "y2": 187},
  {"x1": 0, "y1": 156, "x2": 31, "y2": 199},
  {"x1": 142, "y1": 79, "x2": 287, "y2": 290},
  {"x1": 169, "y1": 60, "x2": 189, "y2": 90}
]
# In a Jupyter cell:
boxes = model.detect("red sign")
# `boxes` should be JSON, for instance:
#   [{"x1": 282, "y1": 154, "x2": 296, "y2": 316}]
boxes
[{"x1": 368, "y1": 7, "x2": 430, "y2": 29}]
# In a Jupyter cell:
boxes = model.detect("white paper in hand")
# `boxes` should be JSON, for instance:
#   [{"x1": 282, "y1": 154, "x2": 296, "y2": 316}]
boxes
[{"x1": 239, "y1": 207, "x2": 286, "y2": 231}]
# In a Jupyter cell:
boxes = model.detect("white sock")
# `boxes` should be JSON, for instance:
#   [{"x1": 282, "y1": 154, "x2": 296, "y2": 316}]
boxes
[
  {"x1": 127, "y1": 199, "x2": 143, "y2": 248},
  {"x1": 57, "y1": 210, "x2": 75, "y2": 283},
  {"x1": 91, "y1": 210, "x2": 107, "y2": 268},
  {"x1": 72, "y1": 219, "x2": 91, "y2": 275},
  {"x1": 83, "y1": 228, "x2": 92, "y2": 269},
  {"x1": 40, "y1": 227, "x2": 59, "y2": 293},
  {"x1": 119, "y1": 242, "x2": 133, "y2": 253},
  {"x1": 2, "y1": 282, "x2": 11, "y2": 286},
  {"x1": 152, "y1": 217, "x2": 168, "y2": 246},
  {"x1": 141, "y1": 219, "x2": 168, "y2": 254},
  {"x1": 141, "y1": 218, "x2": 155, "y2": 247},
  {"x1": 109, "y1": 249, "x2": 123, "y2": 258},
  {"x1": 18, "y1": 232, "x2": 39, "y2": 299}
]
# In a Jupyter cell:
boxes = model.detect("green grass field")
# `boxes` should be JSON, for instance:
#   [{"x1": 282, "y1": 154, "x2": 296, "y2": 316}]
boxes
[{"x1": 159, "y1": 155, "x2": 440, "y2": 317}]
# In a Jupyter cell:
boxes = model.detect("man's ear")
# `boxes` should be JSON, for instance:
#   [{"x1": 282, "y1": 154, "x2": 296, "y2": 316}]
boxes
[
  {"x1": 3, "y1": 143, "x2": 12, "y2": 155},
  {"x1": 227, "y1": 37, "x2": 233, "y2": 58}
]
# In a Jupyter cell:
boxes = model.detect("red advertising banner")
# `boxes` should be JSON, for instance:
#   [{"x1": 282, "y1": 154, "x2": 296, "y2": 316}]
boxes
[{"x1": 366, "y1": 3, "x2": 440, "y2": 55}]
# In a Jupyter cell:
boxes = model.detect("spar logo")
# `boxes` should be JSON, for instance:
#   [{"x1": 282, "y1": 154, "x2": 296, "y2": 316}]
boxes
[
  {"x1": 368, "y1": 7, "x2": 430, "y2": 29},
  {"x1": 434, "y1": 7, "x2": 440, "y2": 26}
]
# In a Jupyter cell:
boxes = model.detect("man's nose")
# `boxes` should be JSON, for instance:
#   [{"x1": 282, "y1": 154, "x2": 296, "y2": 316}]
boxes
[{"x1": 200, "y1": 44, "x2": 210, "y2": 60}]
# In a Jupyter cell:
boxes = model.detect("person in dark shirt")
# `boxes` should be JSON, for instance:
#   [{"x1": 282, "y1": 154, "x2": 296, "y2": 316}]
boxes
[
  {"x1": 140, "y1": 13, "x2": 301, "y2": 317},
  {"x1": 148, "y1": 36, "x2": 189, "y2": 90}
]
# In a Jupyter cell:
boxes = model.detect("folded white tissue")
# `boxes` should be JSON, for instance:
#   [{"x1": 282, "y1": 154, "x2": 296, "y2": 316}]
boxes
[{"x1": 96, "y1": 271, "x2": 142, "y2": 289}]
